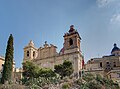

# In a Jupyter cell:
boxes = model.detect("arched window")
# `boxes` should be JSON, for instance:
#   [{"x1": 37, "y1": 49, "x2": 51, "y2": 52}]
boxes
[
  {"x1": 33, "y1": 51, "x2": 35, "y2": 57},
  {"x1": 100, "y1": 62, "x2": 102, "y2": 67},
  {"x1": 69, "y1": 38, "x2": 73, "y2": 46},
  {"x1": 27, "y1": 51, "x2": 29, "y2": 57},
  {"x1": 113, "y1": 62, "x2": 116, "y2": 67}
]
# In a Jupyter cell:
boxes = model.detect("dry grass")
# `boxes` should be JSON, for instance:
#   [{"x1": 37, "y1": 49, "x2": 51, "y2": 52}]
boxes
[{"x1": 0, "y1": 84, "x2": 28, "y2": 89}]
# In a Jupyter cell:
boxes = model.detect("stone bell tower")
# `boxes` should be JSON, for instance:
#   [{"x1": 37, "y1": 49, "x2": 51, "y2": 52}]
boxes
[
  {"x1": 63, "y1": 25, "x2": 83, "y2": 78},
  {"x1": 63, "y1": 25, "x2": 81, "y2": 54},
  {"x1": 23, "y1": 40, "x2": 38, "y2": 62}
]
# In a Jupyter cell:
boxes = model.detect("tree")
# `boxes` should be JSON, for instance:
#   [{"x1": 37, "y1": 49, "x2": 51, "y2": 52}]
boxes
[
  {"x1": 38, "y1": 68, "x2": 56, "y2": 78},
  {"x1": 54, "y1": 60, "x2": 73, "y2": 78},
  {"x1": 22, "y1": 61, "x2": 56, "y2": 79},
  {"x1": 63, "y1": 60, "x2": 73, "y2": 77},
  {"x1": 1, "y1": 34, "x2": 14, "y2": 84},
  {"x1": 22, "y1": 61, "x2": 40, "y2": 79},
  {"x1": 54, "y1": 64, "x2": 63, "y2": 78}
]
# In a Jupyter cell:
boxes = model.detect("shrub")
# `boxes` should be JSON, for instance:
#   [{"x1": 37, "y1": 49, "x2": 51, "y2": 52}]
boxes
[
  {"x1": 82, "y1": 73, "x2": 95, "y2": 82},
  {"x1": 62, "y1": 83, "x2": 70, "y2": 89}
]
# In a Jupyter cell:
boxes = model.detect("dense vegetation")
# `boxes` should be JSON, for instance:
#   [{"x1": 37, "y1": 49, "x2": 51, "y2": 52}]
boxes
[
  {"x1": 0, "y1": 59, "x2": 119, "y2": 89},
  {"x1": 1, "y1": 34, "x2": 14, "y2": 84},
  {"x1": 75, "y1": 73, "x2": 119, "y2": 89},
  {"x1": 21, "y1": 60, "x2": 74, "y2": 88},
  {"x1": 21, "y1": 61, "x2": 119, "y2": 89},
  {"x1": 22, "y1": 61, "x2": 56, "y2": 80}
]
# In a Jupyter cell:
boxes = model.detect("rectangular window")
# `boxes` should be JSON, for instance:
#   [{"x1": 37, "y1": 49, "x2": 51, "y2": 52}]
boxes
[
  {"x1": 27, "y1": 51, "x2": 29, "y2": 57},
  {"x1": 113, "y1": 62, "x2": 116, "y2": 67},
  {"x1": 33, "y1": 51, "x2": 35, "y2": 57},
  {"x1": 100, "y1": 62, "x2": 102, "y2": 67}
]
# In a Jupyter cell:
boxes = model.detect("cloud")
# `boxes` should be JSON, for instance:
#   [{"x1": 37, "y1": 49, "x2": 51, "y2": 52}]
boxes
[
  {"x1": 110, "y1": 13, "x2": 120, "y2": 24},
  {"x1": 96, "y1": 0, "x2": 120, "y2": 25},
  {"x1": 96, "y1": 0, "x2": 114, "y2": 7},
  {"x1": 109, "y1": 13, "x2": 120, "y2": 30}
]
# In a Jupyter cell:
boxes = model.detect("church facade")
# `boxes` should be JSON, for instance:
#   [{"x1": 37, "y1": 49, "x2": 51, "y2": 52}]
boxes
[
  {"x1": 85, "y1": 43, "x2": 120, "y2": 83},
  {"x1": 23, "y1": 25, "x2": 84, "y2": 76}
]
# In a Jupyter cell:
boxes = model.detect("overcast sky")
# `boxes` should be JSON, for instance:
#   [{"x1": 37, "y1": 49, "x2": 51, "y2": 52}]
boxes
[{"x1": 0, "y1": 0, "x2": 120, "y2": 68}]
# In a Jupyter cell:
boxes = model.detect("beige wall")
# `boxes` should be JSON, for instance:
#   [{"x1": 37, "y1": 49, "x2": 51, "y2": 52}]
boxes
[
  {"x1": 37, "y1": 44, "x2": 57, "y2": 59},
  {"x1": 0, "y1": 57, "x2": 4, "y2": 72},
  {"x1": 34, "y1": 52, "x2": 82, "y2": 74},
  {"x1": 85, "y1": 55, "x2": 120, "y2": 83},
  {"x1": 86, "y1": 63, "x2": 104, "y2": 71},
  {"x1": 85, "y1": 70, "x2": 105, "y2": 77},
  {"x1": 86, "y1": 56, "x2": 120, "y2": 71}
]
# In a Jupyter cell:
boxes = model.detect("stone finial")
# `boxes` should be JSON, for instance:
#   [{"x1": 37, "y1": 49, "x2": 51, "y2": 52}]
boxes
[
  {"x1": 70, "y1": 25, "x2": 74, "y2": 29},
  {"x1": 114, "y1": 43, "x2": 117, "y2": 47},
  {"x1": 44, "y1": 41, "x2": 49, "y2": 47},
  {"x1": 45, "y1": 41, "x2": 47, "y2": 44},
  {"x1": 28, "y1": 40, "x2": 34, "y2": 46},
  {"x1": 69, "y1": 25, "x2": 75, "y2": 33}
]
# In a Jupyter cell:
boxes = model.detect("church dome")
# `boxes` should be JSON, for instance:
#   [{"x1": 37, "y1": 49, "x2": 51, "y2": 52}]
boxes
[{"x1": 111, "y1": 43, "x2": 120, "y2": 53}]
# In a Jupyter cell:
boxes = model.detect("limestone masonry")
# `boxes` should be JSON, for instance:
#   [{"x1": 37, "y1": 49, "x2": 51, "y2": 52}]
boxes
[{"x1": 23, "y1": 25, "x2": 84, "y2": 76}]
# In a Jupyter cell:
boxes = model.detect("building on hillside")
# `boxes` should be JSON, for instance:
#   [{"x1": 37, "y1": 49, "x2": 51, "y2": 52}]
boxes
[
  {"x1": 23, "y1": 25, "x2": 84, "y2": 77},
  {"x1": 14, "y1": 68, "x2": 23, "y2": 82},
  {"x1": 0, "y1": 56, "x2": 15, "y2": 78},
  {"x1": 85, "y1": 43, "x2": 120, "y2": 83}
]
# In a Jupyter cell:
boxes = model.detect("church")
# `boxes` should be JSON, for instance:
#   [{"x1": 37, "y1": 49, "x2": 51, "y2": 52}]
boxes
[
  {"x1": 23, "y1": 25, "x2": 84, "y2": 76},
  {"x1": 85, "y1": 43, "x2": 120, "y2": 83}
]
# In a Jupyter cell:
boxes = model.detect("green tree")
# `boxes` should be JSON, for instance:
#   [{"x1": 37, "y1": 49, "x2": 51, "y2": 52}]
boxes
[
  {"x1": 1, "y1": 34, "x2": 14, "y2": 84},
  {"x1": 22, "y1": 61, "x2": 39, "y2": 79},
  {"x1": 38, "y1": 68, "x2": 56, "y2": 78},
  {"x1": 54, "y1": 60, "x2": 73, "y2": 78},
  {"x1": 63, "y1": 60, "x2": 73, "y2": 77},
  {"x1": 54, "y1": 64, "x2": 63, "y2": 78},
  {"x1": 22, "y1": 61, "x2": 56, "y2": 79}
]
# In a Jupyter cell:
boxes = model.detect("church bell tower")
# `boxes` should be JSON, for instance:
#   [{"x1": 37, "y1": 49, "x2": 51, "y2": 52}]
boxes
[
  {"x1": 63, "y1": 25, "x2": 83, "y2": 78},
  {"x1": 23, "y1": 40, "x2": 37, "y2": 62},
  {"x1": 63, "y1": 25, "x2": 81, "y2": 54}
]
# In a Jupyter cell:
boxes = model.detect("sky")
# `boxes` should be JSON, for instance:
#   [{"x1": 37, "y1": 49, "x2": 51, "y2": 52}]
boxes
[{"x1": 0, "y1": 0, "x2": 120, "y2": 68}]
